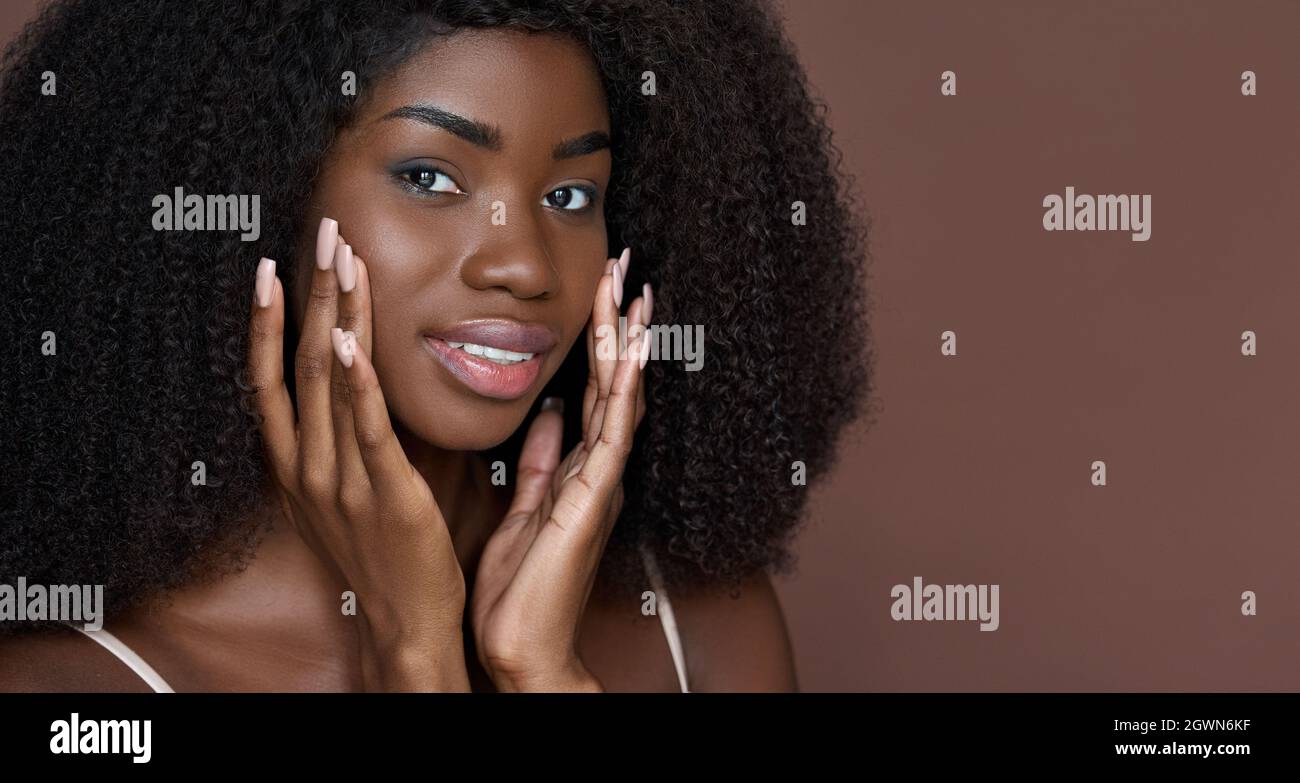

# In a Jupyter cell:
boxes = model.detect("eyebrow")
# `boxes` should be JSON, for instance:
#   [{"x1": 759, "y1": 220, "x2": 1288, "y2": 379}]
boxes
[{"x1": 380, "y1": 103, "x2": 610, "y2": 160}]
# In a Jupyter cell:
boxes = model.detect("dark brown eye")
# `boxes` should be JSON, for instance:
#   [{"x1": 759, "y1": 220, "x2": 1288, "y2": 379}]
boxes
[
  {"x1": 543, "y1": 185, "x2": 594, "y2": 211},
  {"x1": 400, "y1": 165, "x2": 461, "y2": 194}
]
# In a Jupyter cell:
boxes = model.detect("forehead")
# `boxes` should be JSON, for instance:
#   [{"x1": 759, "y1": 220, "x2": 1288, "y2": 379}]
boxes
[{"x1": 361, "y1": 28, "x2": 610, "y2": 138}]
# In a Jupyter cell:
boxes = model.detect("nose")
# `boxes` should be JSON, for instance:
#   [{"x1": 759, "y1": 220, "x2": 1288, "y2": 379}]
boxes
[{"x1": 459, "y1": 201, "x2": 558, "y2": 300}]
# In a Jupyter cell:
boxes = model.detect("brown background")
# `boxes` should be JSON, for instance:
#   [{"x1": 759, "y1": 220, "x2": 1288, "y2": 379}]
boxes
[{"x1": 5, "y1": 1, "x2": 1298, "y2": 690}]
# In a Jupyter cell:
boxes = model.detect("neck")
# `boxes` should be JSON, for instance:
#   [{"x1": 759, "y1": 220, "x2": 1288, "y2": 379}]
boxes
[
  {"x1": 135, "y1": 437, "x2": 506, "y2": 643},
  {"x1": 394, "y1": 423, "x2": 487, "y2": 554},
  {"x1": 396, "y1": 426, "x2": 508, "y2": 584}
]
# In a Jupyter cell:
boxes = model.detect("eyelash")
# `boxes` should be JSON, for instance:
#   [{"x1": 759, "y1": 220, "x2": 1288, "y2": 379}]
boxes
[
  {"x1": 396, "y1": 165, "x2": 464, "y2": 197},
  {"x1": 395, "y1": 164, "x2": 598, "y2": 213},
  {"x1": 545, "y1": 184, "x2": 598, "y2": 213}
]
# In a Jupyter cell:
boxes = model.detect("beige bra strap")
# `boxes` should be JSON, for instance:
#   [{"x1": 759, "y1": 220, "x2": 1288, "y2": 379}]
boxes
[
  {"x1": 67, "y1": 624, "x2": 175, "y2": 693},
  {"x1": 640, "y1": 543, "x2": 690, "y2": 693},
  {"x1": 66, "y1": 559, "x2": 687, "y2": 695}
]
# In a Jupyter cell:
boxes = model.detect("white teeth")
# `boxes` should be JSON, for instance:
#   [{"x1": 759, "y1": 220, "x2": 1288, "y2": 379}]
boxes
[{"x1": 444, "y1": 340, "x2": 534, "y2": 365}]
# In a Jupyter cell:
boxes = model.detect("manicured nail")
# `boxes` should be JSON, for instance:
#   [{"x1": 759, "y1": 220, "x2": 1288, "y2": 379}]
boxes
[
  {"x1": 317, "y1": 218, "x2": 339, "y2": 270},
  {"x1": 335, "y1": 242, "x2": 356, "y2": 293},
  {"x1": 611, "y1": 262, "x2": 623, "y2": 307},
  {"x1": 541, "y1": 396, "x2": 564, "y2": 413},
  {"x1": 255, "y1": 257, "x2": 276, "y2": 308},
  {"x1": 604, "y1": 258, "x2": 617, "y2": 275},
  {"x1": 618, "y1": 247, "x2": 631, "y2": 279},
  {"x1": 331, "y1": 327, "x2": 355, "y2": 368},
  {"x1": 641, "y1": 283, "x2": 653, "y2": 325}
]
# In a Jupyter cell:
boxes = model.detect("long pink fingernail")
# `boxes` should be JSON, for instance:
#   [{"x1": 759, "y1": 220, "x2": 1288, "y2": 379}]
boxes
[
  {"x1": 618, "y1": 247, "x2": 631, "y2": 278},
  {"x1": 611, "y1": 262, "x2": 623, "y2": 307},
  {"x1": 335, "y1": 243, "x2": 356, "y2": 293},
  {"x1": 331, "y1": 327, "x2": 355, "y2": 368},
  {"x1": 317, "y1": 217, "x2": 338, "y2": 270},
  {"x1": 641, "y1": 283, "x2": 653, "y2": 325},
  {"x1": 255, "y1": 257, "x2": 276, "y2": 308}
]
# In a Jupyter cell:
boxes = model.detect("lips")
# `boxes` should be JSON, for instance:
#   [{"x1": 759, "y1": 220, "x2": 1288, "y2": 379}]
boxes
[{"x1": 423, "y1": 319, "x2": 557, "y2": 400}]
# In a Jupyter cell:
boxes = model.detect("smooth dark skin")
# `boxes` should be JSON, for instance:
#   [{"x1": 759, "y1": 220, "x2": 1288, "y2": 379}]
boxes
[{"x1": 0, "y1": 29, "x2": 797, "y2": 692}]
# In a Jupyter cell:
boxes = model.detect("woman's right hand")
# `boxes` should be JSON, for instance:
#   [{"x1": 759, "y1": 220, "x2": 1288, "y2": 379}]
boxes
[{"x1": 246, "y1": 217, "x2": 468, "y2": 692}]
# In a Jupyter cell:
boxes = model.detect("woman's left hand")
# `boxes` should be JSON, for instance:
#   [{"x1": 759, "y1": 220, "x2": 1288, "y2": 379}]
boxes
[{"x1": 470, "y1": 251, "x2": 652, "y2": 692}]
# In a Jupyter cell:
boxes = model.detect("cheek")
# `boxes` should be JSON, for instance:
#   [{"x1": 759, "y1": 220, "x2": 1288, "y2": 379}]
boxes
[
  {"x1": 364, "y1": 258, "x2": 435, "y2": 382},
  {"x1": 556, "y1": 268, "x2": 601, "y2": 344}
]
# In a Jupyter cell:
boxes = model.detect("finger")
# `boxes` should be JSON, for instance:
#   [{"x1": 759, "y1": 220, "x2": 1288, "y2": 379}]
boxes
[
  {"x1": 583, "y1": 328, "x2": 644, "y2": 502},
  {"x1": 636, "y1": 282, "x2": 652, "y2": 429},
  {"x1": 484, "y1": 398, "x2": 567, "y2": 581},
  {"x1": 583, "y1": 257, "x2": 616, "y2": 444},
  {"x1": 505, "y1": 398, "x2": 565, "y2": 523},
  {"x1": 640, "y1": 280, "x2": 653, "y2": 325},
  {"x1": 589, "y1": 293, "x2": 643, "y2": 447},
  {"x1": 635, "y1": 367, "x2": 646, "y2": 430},
  {"x1": 351, "y1": 256, "x2": 373, "y2": 356},
  {"x1": 296, "y1": 217, "x2": 342, "y2": 486},
  {"x1": 585, "y1": 248, "x2": 628, "y2": 450},
  {"x1": 517, "y1": 332, "x2": 645, "y2": 630},
  {"x1": 329, "y1": 243, "x2": 371, "y2": 490},
  {"x1": 247, "y1": 256, "x2": 297, "y2": 486},
  {"x1": 582, "y1": 307, "x2": 597, "y2": 444},
  {"x1": 332, "y1": 327, "x2": 418, "y2": 501},
  {"x1": 546, "y1": 331, "x2": 643, "y2": 558}
]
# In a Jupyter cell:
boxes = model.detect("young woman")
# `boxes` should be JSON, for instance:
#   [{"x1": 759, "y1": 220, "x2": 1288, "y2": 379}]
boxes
[{"x1": 0, "y1": 0, "x2": 872, "y2": 691}]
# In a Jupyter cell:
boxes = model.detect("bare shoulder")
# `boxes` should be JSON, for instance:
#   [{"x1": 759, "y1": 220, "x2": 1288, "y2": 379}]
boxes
[
  {"x1": 669, "y1": 571, "x2": 799, "y2": 692},
  {"x1": 0, "y1": 627, "x2": 154, "y2": 693},
  {"x1": 581, "y1": 568, "x2": 800, "y2": 692}
]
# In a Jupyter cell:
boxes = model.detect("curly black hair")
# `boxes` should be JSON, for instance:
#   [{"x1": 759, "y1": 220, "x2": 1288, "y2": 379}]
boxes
[{"x1": 0, "y1": 0, "x2": 873, "y2": 632}]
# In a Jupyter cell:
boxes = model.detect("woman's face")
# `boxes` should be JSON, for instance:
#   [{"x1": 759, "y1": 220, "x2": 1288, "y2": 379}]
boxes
[{"x1": 294, "y1": 28, "x2": 612, "y2": 450}]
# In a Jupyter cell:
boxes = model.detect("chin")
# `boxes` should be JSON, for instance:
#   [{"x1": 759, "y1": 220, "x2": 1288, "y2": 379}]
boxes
[{"x1": 389, "y1": 389, "x2": 535, "y2": 452}]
